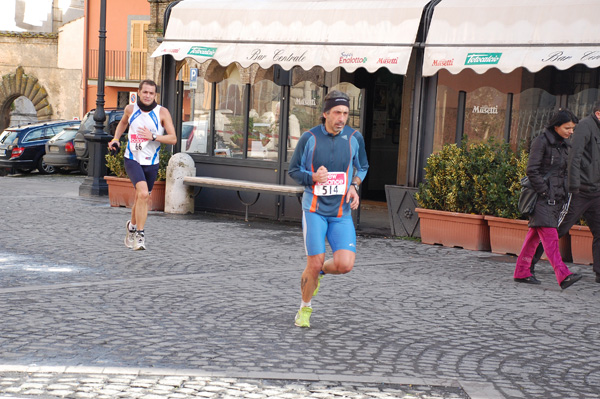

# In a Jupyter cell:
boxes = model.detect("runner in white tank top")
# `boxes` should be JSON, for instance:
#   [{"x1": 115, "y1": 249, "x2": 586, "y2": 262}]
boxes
[
  {"x1": 125, "y1": 103, "x2": 165, "y2": 165},
  {"x1": 109, "y1": 80, "x2": 177, "y2": 251}
]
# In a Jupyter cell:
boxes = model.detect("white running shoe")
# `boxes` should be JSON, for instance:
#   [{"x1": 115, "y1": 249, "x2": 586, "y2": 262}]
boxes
[
  {"x1": 124, "y1": 220, "x2": 135, "y2": 249},
  {"x1": 133, "y1": 231, "x2": 146, "y2": 250}
]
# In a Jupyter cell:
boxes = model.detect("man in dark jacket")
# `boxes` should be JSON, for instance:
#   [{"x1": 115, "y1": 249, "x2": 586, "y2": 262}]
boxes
[{"x1": 531, "y1": 103, "x2": 600, "y2": 283}]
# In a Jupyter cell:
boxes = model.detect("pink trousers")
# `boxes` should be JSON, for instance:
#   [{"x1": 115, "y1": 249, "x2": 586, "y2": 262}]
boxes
[{"x1": 514, "y1": 227, "x2": 572, "y2": 285}]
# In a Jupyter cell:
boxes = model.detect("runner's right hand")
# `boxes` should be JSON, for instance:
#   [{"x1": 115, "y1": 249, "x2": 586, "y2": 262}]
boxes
[
  {"x1": 108, "y1": 139, "x2": 120, "y2": 155},
  {"x1": 313, "y1": 166, "x2": 328, "y2": 183}
]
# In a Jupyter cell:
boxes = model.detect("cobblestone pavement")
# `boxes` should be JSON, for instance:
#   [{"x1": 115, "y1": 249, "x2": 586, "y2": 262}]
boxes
[{"x1": 1, "y1": 174, "x2": 599, "y2": 399}]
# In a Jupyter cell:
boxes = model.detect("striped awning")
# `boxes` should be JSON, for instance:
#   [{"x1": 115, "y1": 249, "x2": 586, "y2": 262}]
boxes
[
  {"x1": 152, "y1": 0, "x2": 430, "y2": 75},
  {"x1": 423, "y1": 0, "x2": 600, "y2": 76}
]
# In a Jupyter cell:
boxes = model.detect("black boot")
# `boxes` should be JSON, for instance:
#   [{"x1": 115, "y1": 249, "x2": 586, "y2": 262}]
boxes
[
  {"x1": 560, "y1": 273, "x2": 582, "y2": 289},
  {"x1": 514, "y1": 276, "x2": 542, "y2": 285}
]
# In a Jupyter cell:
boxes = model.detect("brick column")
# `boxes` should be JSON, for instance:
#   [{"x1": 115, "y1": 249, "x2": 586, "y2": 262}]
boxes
[{"x1": 146, "y1": 0, "x2": 178, "y2": 87}]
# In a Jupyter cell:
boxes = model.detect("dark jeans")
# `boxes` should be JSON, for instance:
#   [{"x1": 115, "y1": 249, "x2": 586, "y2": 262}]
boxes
[{"x1": 531, "y1": 191, "x2": 600, "y2": 276}]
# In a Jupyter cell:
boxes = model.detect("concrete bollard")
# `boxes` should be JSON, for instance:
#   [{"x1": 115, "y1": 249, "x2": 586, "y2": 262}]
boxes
[{"x1": 165, "y1": 152, "x2": 196, "y2": 214}]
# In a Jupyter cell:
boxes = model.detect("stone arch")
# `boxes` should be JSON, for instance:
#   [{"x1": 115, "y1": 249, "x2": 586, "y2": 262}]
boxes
[{"x1": 0, "y1": 66, "x2": 53, "y2": 131}]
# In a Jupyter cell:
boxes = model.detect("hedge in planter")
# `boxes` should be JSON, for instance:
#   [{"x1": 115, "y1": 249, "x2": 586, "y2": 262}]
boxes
[
  {"x1": 415, "y1": 139, "x2": 528, "y2": 251},
  {"x1": 104, "y1": 144, "x2": 172, "y2": 211},
  {"x1": 416, "y1": 139, "x2": 527, "y2": 217},
  {"x1": 105, "y1": 143, "x2": 171, "y2": 181}
]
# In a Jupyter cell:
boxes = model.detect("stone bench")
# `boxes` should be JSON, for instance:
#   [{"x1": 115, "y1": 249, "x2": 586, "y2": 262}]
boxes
[{"x1": 183, "y1": 176, "x2": 304, "y2": 221}]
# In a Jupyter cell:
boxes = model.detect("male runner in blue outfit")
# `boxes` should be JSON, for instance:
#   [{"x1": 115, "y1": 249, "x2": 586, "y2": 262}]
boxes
[{"x1": 288, "y1": 90, "x2": 369, "y2": 328}]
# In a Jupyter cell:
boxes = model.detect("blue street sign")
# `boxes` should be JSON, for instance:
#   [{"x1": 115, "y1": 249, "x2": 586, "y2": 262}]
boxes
[{"x1": 190, "y1": 68, "x2": 198, "y2": 89}]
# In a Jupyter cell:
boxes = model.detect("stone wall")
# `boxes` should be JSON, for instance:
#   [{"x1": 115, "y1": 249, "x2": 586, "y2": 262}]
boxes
[{"x1": 0, "y1": 29, "x2": 82, "y2": 129}]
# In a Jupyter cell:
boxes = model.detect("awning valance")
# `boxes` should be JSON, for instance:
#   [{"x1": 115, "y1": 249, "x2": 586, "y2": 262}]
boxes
[
  {"x1": 423, "y1": 0, "x2": 600, "y2": 76},
  {"x1": 152, "y1": 0, "x2": 430, "y2": 75}
]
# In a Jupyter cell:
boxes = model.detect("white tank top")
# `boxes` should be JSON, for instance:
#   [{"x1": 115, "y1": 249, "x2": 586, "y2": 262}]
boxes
[{"x1": 124, "y1": 103, "x2": 164, "y2": 165}]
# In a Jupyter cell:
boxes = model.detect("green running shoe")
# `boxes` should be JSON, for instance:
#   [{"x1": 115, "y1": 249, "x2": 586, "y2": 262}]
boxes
[
  {"x1": 294, "y1": 307, "x2": 312, "y2": 328},
  {"x1": 313, "y1": 273, "x2": 324, "y2": 297}
]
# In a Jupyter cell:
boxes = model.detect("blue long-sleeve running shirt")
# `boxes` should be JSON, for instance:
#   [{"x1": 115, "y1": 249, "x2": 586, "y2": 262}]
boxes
[{"x1": 288, "y1": 124, "x2": 369, "y2": 217}]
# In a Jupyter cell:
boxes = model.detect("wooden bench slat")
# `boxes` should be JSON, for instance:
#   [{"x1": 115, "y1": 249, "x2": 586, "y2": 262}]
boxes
[{"x1": 183, "y1": 176, "x2": 304, "y2": 197}]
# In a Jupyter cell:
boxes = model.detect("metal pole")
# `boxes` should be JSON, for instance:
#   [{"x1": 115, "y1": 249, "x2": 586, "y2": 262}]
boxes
[{"x1": 79, "y1": 0, "x2": 111, "y2": 196}]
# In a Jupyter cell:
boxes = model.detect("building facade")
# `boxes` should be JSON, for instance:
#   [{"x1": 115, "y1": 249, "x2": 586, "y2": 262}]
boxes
[
  {"x1": 0, "y1": 0, "x2": 84, "y2": 130},
  {"x1": 149, "y1": 0, "x2": 600, "y2": 223},
  {"x1": 83, "y1": 0, "x2": 152, "y2": 114}
]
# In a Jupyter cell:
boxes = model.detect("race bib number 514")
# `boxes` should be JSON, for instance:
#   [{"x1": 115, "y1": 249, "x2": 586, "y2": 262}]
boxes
[{"x1": 315, "y1": 172, "x2": 347, "y2": 196}]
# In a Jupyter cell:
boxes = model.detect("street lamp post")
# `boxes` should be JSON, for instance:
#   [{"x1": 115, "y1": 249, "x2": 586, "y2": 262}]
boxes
[{"x1": 79, "y1": 0, "x2": 110, "y2": 197}]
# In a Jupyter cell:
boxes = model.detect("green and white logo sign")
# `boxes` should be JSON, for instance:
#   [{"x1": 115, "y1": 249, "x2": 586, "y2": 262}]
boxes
[
  {"x1": 465, "y1": 53, "x2": 502, "y2": 65},
  {"x1": 188, "y1": 46, "x2": 217, "y2": 57}
]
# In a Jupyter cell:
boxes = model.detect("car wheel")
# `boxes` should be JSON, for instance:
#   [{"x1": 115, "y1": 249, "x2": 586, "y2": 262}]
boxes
[
  {"x1": 37, "y1": 158, "x2": 56, "y2": 175},
  {"x1": 79, "y1": 160, "x2": 89, "y2": 175}
]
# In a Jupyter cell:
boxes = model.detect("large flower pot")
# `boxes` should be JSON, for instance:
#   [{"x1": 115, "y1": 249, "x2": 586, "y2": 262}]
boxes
[
  {"x1": 570, "y1": 225, "x2": 593, "y2": 265},
  {"x1": 104, "y1": 176, "x2": 165, "y2": 211},
  {"x1": 415, "y1": 208, "x2": 490, "y2": 251},
  {"x1": 484, "y1": 216, "x2": 529, "y2": 255},
  {"x1": 484, "y1": 215, "x2": 570, "y2": 259}
]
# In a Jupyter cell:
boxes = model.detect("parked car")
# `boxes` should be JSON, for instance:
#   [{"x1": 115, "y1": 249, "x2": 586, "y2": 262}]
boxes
[
  {"x1": 181, "y1": 120, "x2": 208, "y2": 154},
  {"x1": 42, "y1": 125, "x2": 83, "y2": 173},
  {"x1": 73, "y1": 108, "x2": 125, "y2": 174},
  {"x1": 0, "y1": 120, "x2": 80, "y2": 174}
]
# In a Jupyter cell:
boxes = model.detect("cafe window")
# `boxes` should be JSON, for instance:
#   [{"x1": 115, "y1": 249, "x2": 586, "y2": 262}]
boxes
[
  {"x1": 214, "y1": 67, "x2": 246, "y2": 158},
  {"x1": 287, "y1": 80, "x2": 324, "y2": 161},
  {"x1": 568, "y1": 88, "x2": 600, "y2": 120},
  {"x1": 183, "y1": 78, "x2": 212, "y2": 155},
  {"x1": 463, "y1": 86, "x2": 507, "y2": 143},
  {"x1": 509, "y1": 88, "x2": 557, "y2": 149},
  {"x1": 247, "y1": 79, "x2": 281, "y2": 161},
  {"x1": 433, "y1": 85, "x2": 459, "y2": 153}
]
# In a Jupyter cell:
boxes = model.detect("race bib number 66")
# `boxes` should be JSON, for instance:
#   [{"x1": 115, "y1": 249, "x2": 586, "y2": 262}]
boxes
[
  {"x1": 315, "y1": 172, "x2": 347, "y2": 196},
  {"x1": 129, "y1": 131, "x2": 151, "y2": 152}
]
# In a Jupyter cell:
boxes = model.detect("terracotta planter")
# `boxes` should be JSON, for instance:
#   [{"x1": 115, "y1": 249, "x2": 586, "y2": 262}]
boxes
[
  {"x1": 484, "y1": 215, "x2": 570, "y2": 259},
  {"x1": 570, "y1": 225, "x2": 593, "y2": 265},
  {"x1": 484, "y1": 216, "x2": 529, "y2": 255},
  {"x1": 104, "y1": 176, "x2": 165, "y2": 211},
  {"x1": 415, "y1": 208, "x2": 490, "y2": 251}
]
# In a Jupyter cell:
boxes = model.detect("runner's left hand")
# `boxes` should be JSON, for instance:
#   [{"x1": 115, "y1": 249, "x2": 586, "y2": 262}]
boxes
[{"x1": 347, "y1": 185, "x2": 360, "y2": 210}]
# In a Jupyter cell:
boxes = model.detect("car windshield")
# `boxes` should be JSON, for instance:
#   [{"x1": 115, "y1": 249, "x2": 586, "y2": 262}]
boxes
[
  {"x1": 182, "y1": 125, "x2": 192, "y2": 140},
  {"x1": 54, "y1": 128, "x2": 78, "y2": 141},
  {"x1": 80, "y1": 112, "x2": 106, "y2": 132},
  {"x1": 182, "y1": 121, "x2": 207, "y2": 140},
  {"x1": 0, "y1": 131, "x2": 18, "y2": 145}
]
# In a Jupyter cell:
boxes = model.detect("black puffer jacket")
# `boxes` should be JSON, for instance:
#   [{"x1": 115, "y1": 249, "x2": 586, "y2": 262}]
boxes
[
  {"x1": 569, "y1": 113, "x2": 600, "y2": 192},
  {"x1": 526, "y1": 128, "x2": 569, "y2": 228}
]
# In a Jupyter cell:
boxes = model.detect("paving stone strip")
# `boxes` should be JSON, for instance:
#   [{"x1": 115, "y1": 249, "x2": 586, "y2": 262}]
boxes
[{"x1": 0, "y1": 370, "x2": 470, "y2": 399}]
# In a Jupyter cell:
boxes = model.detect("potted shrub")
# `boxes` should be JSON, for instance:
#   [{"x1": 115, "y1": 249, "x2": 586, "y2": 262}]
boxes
[
  {"x1": 480, "y1": 146, "x2": 532, "y2": 255},
  {"x1": 416, "y1": 138, "x2": 571, "y2": 257},
  {"x1": 415, "y1": 140, "x2": 492, "y2": 251},
  {"x1": 104, "y1": 144, "x2": 171, "y2": 211}
]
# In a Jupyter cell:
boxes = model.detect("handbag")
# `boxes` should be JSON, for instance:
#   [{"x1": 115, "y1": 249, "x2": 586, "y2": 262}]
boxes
[
  {"x1": 518, "y1": 176, "x2": 537, "y2": 215},
  {"x1": 518, "y1": 162, "x2": 561, "y2": 215}
]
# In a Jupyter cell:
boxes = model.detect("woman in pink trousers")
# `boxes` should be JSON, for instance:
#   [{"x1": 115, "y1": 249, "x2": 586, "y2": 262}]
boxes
[{"x1": 514, "y1": 109, "x2": 582, "y2": 289}]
